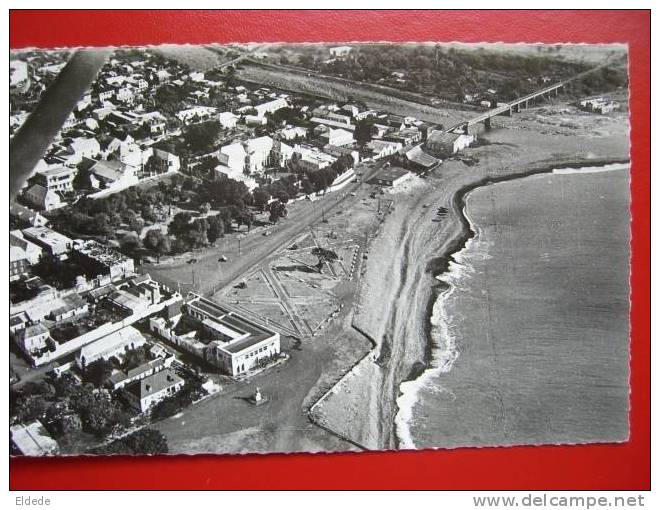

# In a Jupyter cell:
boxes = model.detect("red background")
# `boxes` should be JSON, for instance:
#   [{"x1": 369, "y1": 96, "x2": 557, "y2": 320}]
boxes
[{"x1": 9, "y1": 10, "x2": 650, "y2": 490}]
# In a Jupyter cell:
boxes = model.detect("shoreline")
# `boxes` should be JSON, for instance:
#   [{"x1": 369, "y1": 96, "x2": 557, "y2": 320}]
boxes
[{"x1": 393, "y1": 157, "x2": 631, "y2": 449}]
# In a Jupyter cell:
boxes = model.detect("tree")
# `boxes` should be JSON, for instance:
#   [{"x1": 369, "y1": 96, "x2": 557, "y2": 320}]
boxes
[
  {"x1": 93, "y1": 428, "x2": 168, "y2": 455},
  {"x1": 144, "y1": 229, "x2": 172, "y2": 262},
  {"x1": 252, "y1": 188, "x2": 270, "y2": 210},
  {"x1": 332, "y1": 154, "x2": 354, "y2": 175},
  {"x1": 207, "y1": 215, "x2": 226, "y2": 243},
  {"x1": 13, "y1": 395, "x2": 50, "y2": 423},
  {"x1": 122, "y1": 428, "x2": 169, "y2": 454},
  {"x1": 311, "y1": 247, "x2": 338, "y2": 273},
  {"x1": 120, "y1": 232, "x2": 142, "y2": 257},
  {"x1": 268, "y1": 201, "x2": 287, "y2": 224},
  {"x1": 84, "y1": 358, "x2": 113, "y2": 387},
  {"x1": 92, "y1": 212, "x2": 113, "y2": 236},
  {"x1": 354, "y1": 119, "x2": 378, "y2": 146},
  {"x1": 168, "y1": 212, "x2": 193, "y2": 237}
]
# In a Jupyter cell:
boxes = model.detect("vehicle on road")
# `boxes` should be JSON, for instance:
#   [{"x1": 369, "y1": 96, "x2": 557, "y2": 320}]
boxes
[
  {"x1": 187, "y1": 258, "x2": 198, "y2": 264},
  {"x1": 263, "y1": 230, "x2": 271, "y2": 236},
  {"x1": 218, "y1": 255, "x2": 228, "y2": 262}
]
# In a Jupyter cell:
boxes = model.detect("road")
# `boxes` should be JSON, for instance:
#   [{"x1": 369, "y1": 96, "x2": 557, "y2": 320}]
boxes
[{"x1": 143, "y1": 160, "x2": 388, "y2": 297}]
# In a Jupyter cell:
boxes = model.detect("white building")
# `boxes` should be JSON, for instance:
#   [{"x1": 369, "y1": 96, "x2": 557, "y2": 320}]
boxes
[
  {"x1": 10, "y1": 421, "x2": 58, "y2": 456},
  {"x1": 271, "y1": 140, "x2": 295, "y2": 168},
  {"x1": 76, "y1": 325, "x2": 147, "y2": 369},
  {"x1": 33, "y1": 165, "x2": 78, "y2": 193},
  {"x1": 23, "y1": 184, "x2": 63, "y2": 212},
  {"x1": 10, "y1": 230, "x2": 43, "y2": 265},
  {"x1": 426, "y1": 130, "x2": 474, "y2": 156},
  {"x1": 176, "y1": 106, "x2": 217, "y2": 124},
  {"x1": 119, "y1": 141, "x2": 153, "y2": 172},
  {"x1": 253, "y1": 98, "x2": 288, "y2": 117},
  {"x1": 22, "y1": 226, "x2": 73, "y2": 258},
  {"x1": 278, "y1": 126, "x2": 308, "y2": 141},
  {"x1": 245, "y1": 136, "x2": 274, "y2": 173},
  {"x1": 150, "y1": 294, "x2": 281, "y2": 377},
  {"x1": 218, "y1": 142, "x2": 247, "y2": 175},
  {"x1": 292, "y1": 144, "x2": 337, "y2": 172},
  {"x1": 218, "y1": 111, "x2": 239, "y2": 129},
  {"x1": 366, "y1": 140, "x2": 403, "y2": 160},
  {"x1": 320, "y1": 128, "x2": 354, "y2": 146},
  {"x1": 329, "y1": 46, "x2": 352, "y2": 58},
  {"x1": 245, "y1": 114, "x2": 267, "y2": 126},
  {"x1": 123, "y1": 368, "x2": 184, "y2": 412},
  {"x1": 67, "y1": 137, "x2": 101, "y2": 159}
]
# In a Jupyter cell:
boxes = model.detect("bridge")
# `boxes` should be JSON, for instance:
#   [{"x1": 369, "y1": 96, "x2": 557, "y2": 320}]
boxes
[{"x1": 446, "y1": 61, "x2": 617, "y2": 135}]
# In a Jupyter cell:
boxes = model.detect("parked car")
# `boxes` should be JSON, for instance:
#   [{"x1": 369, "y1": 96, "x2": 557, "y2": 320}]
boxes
[{"x1": 218, "y1": 255, "x2": 228, "y2": 262}]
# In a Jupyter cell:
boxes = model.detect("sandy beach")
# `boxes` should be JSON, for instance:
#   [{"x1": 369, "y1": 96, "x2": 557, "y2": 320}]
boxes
[{"x1": 311, "y1": 99, "x2": 630, "y2": 450}]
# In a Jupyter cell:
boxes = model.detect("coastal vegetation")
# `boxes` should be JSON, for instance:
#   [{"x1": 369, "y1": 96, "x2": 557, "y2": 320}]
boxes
[{"x1": 278, "y1": 44, "x2": 628, "y2": 103}]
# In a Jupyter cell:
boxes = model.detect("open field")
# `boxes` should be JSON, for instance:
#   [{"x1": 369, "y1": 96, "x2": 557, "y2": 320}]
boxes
[
  {"x1": 153, "y1": 45, "x2": 239, "y2": 71},
  {"x1": 235, "y1": 62, "x2": 474, "y2": 127}
]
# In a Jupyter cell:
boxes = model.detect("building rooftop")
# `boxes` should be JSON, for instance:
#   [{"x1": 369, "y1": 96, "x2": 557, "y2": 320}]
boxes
[
  {"x1": 78, "y1": 325, "x2": 145, "y2": 364},
  {"x1": 10, "y1": 246, "x2": 27, "y2": 263},
  {"x1": 75, "y1": 240, "x2": 132, "y2": 267},
  {"x1": 124, "y1": 368, "x2": 183, "y2": 400},
  {"x1": 10, "y1": 420, "x2": 58, "y2": 456},
  {"x1": 186, "y1": 295, "x2": 276, "y2": 349},
  {"x1": 108, "y1": 357, "x2": 166, "y2": 386},
  {"x1": 22, "y1": 226, "x2": 72, "y2": 249},
  {"x1": 427, "y1": 130, "x2": 463, "y2": 145},
  {"x1": 51, "y1": 294, "x2": 87, "y2": 318},
  {"x1": 401, "y1": 145, "x2": 439, "y2": 168},
  {"x1": 90, "y1": 159, "x2": 127, "y2": 182},
  {"x1": 10, "y1": 203, "x2": 47, "y2": 226},
  {"x1": 368, "y1": 140, "x2": 401, "y2": 151},
  {"x1": 39, "y1": 165, "x2": 74, "y2": 178}
]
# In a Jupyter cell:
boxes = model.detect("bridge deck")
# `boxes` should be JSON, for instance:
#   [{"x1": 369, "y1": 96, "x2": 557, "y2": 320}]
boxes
[{"x1": 448, "y1": 59, "x2": 617, "y2": 132}]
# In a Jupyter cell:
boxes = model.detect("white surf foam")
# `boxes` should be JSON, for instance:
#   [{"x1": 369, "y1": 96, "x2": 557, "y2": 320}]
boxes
[
  {"x1": 552, "y1": 162, "x2": 630, "y2": 175},
  {"x1": 395, "y1": 205, "x2": 487, "y2": 449}
]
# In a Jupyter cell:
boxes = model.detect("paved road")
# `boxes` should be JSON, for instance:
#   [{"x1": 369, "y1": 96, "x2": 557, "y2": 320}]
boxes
[{"x1": 144, "y1": 160, "x2": 388, "y2": 298}]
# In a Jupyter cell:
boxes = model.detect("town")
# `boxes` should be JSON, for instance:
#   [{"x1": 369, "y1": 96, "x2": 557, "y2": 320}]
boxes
[{"x1": 9, "y1": 44, "x2": 627, "y2": 456}]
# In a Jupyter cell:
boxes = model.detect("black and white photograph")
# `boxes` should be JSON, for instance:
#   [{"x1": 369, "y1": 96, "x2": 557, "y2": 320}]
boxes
[{"x1": 9, "y1": 41, "x2": 631, "y2": 456}]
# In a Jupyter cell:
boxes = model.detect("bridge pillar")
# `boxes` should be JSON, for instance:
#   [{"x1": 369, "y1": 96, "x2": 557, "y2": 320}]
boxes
[
  {"x1": 503, "y1": 108, "x2": 512, "y2": 116},
  {"x1": 525, "y1": 99, "x2": 529, "y2": 109},
  {"x1": 484, "y1": 117, "x2": 492, "y2": 130}
]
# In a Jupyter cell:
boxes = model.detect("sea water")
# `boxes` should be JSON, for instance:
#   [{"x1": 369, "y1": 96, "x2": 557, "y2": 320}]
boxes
[{"x1": 396, "y1": 166, "x2": 631, "y2": 449}]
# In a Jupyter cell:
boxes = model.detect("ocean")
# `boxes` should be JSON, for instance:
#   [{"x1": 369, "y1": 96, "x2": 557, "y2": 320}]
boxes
[{"x1": 396, "y1": 165, "x2": 631, "y2": 449}]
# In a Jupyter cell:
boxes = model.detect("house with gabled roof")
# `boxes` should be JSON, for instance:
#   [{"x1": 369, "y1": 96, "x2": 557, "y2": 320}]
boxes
[{"x1": 123, "y1": 368, "x2": 184, "y2": 412}]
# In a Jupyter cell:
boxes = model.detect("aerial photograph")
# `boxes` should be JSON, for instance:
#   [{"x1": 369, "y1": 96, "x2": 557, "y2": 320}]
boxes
[{"x1": 9, "y1": 42, "x2": 630, "y2": 456}]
